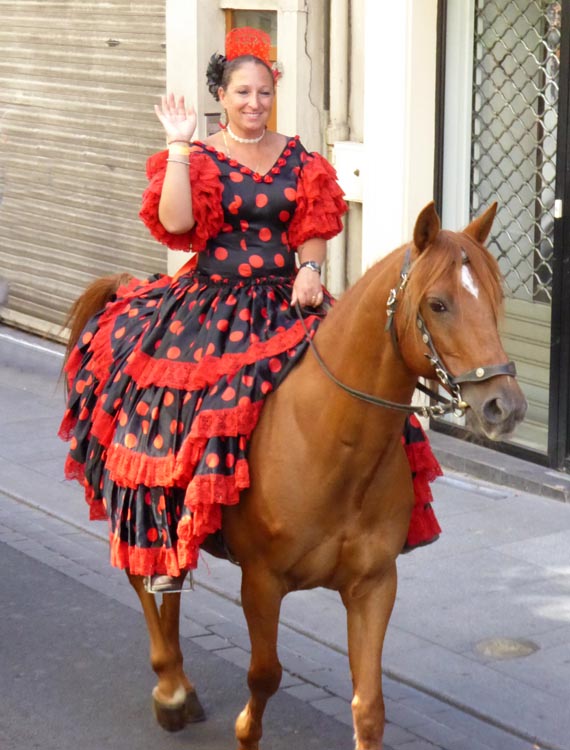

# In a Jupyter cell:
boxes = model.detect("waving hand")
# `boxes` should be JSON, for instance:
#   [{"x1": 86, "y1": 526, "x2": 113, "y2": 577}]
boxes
[{"x1": 154, "y1": 94, "x2": 197, "y2": 143}]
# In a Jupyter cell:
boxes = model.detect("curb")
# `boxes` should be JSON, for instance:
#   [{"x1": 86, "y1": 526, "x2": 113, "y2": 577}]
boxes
[{"x1": 429, "y1": 430, "x2": 570, "y2": 503}]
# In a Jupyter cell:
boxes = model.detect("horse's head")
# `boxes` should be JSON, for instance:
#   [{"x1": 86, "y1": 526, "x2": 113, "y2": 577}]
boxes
[{"x1": 397, "y1": 202, "x2": 527, "y2": 440}]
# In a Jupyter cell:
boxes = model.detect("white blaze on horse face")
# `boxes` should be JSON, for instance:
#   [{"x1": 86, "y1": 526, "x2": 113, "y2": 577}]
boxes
[{"x1": 461, "y1": 265, "x2": 479, "y2": 298}]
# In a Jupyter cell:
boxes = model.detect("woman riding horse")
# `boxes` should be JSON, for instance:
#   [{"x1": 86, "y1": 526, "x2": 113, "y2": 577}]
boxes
[{"x1": 60, "y1": 27, "x2": 442, "y2": 596}]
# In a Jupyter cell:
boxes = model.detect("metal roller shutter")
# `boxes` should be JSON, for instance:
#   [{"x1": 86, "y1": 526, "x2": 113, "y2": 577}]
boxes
[
  {"x1": 468, "y1": 0, "x2": 560, "y2": 454},
  {"x1": 0, "y1": 0, "x2": 167, "y2": 341}
]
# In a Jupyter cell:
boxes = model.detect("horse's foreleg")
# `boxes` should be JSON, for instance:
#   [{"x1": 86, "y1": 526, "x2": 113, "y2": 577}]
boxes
[
  {"x1": 342, "y1": 565, "x2": 398, "y2": 750},
  {"x1": 127, "y1": 573, "x2": 204, "y2": 731},
  {"x1": 235, "y1": 567, "x2": 284, "y2": 750}
]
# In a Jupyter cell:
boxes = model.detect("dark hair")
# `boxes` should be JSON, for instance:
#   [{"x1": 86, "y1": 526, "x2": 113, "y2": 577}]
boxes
[{"x1": 206, "y1": 53, "x2": 275, "y2": 102}]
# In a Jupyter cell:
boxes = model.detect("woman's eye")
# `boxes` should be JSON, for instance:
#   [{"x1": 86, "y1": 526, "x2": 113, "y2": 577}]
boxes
[{"x1": 428, "y1": 300, "x2": 447, "y2": 313}]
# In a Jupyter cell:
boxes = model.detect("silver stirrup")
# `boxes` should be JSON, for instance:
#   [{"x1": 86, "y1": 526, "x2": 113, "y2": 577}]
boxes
[{"x1": 143, "y1": 573, "x2": 194, "y2": 595}]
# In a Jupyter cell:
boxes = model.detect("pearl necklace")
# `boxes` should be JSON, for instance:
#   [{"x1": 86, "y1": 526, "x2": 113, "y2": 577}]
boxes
[{"x1": 226, "y1": 123, "x2": 266, "y2": 144}]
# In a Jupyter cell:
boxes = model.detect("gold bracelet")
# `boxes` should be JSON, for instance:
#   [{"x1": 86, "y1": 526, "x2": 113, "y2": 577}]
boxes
[
  {"x1": 166, "y1": 157, "x2": 190, "y2": 166},
  {"x1": 169, "y1": 143, "x2": 191, "y2": 157}
]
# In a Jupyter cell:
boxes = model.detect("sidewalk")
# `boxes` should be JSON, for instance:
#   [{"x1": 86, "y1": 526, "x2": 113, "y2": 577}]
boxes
[{"x1": 2, "y1": 323, "x2": 570, "y2": 750}]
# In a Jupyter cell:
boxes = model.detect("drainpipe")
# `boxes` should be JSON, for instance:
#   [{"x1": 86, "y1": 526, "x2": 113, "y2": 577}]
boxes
[{"x1": 326, "y1": 0, "x2": 350, "y2": 296}]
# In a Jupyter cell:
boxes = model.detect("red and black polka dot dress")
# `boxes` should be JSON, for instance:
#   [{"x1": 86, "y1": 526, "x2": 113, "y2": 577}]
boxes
[{"x1": 59, "y1": 136, "x2": 441, "y2": 576}]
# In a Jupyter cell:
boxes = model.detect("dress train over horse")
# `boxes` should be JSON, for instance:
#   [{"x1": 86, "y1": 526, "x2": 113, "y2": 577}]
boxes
[{"x1": 59, "y1": 136, "x2": 442, "y2": 576}]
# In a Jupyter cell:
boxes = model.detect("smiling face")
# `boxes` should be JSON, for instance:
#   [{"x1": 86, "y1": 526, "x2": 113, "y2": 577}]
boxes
[{"x1": 218, "y1": 60, "x2": 275, "y2": 138}]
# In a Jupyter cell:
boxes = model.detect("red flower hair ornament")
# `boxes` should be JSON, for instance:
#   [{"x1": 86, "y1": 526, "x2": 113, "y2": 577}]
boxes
[{"x1": 206, "y1": 26, "x2": 282, "y2": 101}]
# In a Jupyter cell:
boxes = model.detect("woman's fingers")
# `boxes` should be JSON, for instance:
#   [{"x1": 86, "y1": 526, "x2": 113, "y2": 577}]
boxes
[
  {"x1": 158, "y1": 94, "x2": 190, "y2": 117},
  {"x1": 291, "y1": 282, "x2": 323, "y2": 308},
  {"x1": 310, "y1": 290, "x2": 324, "y2": 307}
]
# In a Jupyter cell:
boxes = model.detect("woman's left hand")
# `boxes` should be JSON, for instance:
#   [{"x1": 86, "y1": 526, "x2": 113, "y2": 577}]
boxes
[{"x1": 291, "y1": 267, "x2": 324, "y2": 308}]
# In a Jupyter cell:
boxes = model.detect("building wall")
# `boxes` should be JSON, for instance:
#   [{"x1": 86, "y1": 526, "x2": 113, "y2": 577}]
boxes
[{"x1": 360, "y1": 1, "x2": 438, "y2": 269}]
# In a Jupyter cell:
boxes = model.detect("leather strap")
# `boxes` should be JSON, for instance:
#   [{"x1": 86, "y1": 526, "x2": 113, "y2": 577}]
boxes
[{"x1": 450, "y1": 361, "x2": 517, "y2": 384}]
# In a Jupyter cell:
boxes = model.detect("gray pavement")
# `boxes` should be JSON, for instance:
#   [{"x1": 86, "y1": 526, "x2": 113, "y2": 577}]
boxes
[
  {"x1": 0, "y1": 540, "x2": 354, "y2": 750},
  {"x1": 2, "y1": 323, "x2": 570, "y2": 750}
]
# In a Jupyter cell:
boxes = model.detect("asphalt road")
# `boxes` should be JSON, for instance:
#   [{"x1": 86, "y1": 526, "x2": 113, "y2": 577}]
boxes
[{"x1": 0, "y1": 541, "x2": 354, "y2": 750}]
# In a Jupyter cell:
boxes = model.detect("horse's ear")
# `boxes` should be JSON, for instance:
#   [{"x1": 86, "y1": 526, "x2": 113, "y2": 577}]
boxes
[
  {"x1": 413, "y1": 201, "x2": 440, "y2": 253},
  {"x1": 463, "y1": 202, "x2": 498, "y2": 245}
]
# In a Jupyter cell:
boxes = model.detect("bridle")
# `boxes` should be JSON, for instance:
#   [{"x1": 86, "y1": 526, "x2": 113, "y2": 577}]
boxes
[{"x1": 295, "y1": 248, "x2": 516, "y2": 418}]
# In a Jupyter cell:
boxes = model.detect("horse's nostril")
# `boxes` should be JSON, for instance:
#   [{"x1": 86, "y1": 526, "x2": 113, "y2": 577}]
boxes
[{"x1": 483, "y1": 397, "x2": 506, "y2": 424}]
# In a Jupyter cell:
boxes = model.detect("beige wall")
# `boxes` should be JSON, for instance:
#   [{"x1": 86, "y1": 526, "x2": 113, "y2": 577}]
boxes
[
  {"x1": 359, "y1": 0, "x2": 438, "y2": 269},
  {"x1": 403, "y1": 1, "x2": 438, "y2": 235},
  {"x1": 166, "y1": 0, "x2": 225, "y2": 141}
]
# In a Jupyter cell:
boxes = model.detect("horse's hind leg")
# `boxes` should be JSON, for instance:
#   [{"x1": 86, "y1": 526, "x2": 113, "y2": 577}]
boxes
[
  {"x1": 235, "y1": 567, "x2": 284, "y2": 750},
  {"x1": 158, "y1": 587, "x2": 206, "y2": 724},
  {"x1": 127, "y1": 573, "x2": 205, "y2": 732},
  {"x1": 342, "y1": 564, "x2": 397, "y2": 750}
]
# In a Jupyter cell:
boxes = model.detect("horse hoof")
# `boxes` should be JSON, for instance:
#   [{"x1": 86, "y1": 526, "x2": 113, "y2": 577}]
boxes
[
  {"x1": 152, "y1": 695, "x2": 188, "y2": 733},
  {"x1": 184, "y1": 688, "x2": 206, "y2": 723},
  {"x1": 152, "y1": 689, "x2": 206, "y2": 732}
]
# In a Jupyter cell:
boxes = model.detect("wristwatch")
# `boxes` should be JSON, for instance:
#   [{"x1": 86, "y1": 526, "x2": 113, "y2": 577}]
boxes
[{"x1": 299, "y1": 260, "x2": 321, "y2": 274}]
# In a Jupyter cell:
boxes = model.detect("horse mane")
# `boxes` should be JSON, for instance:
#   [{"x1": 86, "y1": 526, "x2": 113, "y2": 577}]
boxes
[
  {"x1": 398, "y1": 229, "x2": 504, "y2": 338},
  {"x1": 322, "y1": 245, "x2": 405, "y2": 330}
]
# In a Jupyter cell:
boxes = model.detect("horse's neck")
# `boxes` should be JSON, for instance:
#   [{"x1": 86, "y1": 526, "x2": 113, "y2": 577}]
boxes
[
  {"x1": 296, "y1": 248, "x2": 418, "y2": 441},
  {"x1": 316, "y1": 248, "x2": 416, "y2": 398}
]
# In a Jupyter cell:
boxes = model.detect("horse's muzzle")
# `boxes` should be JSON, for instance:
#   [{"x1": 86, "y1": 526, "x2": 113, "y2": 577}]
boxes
[{"x1": 463, "y1": 378, "x2": 528, "y2": 441}]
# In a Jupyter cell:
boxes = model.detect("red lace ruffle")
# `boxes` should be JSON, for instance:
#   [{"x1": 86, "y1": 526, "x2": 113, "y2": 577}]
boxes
[
  {"x1": 403, "y1": 439, "x2": 444, "y2": 487},
  {"x1": 406, "y1": 498, "x2": 442, "y2": 548},
  {"x1": 124, "y1": 318, "x2": 316, "y2": 391},
  {"x1": 105, "y1": 436, "x2": 206, "y2": 489},
  {"x1": 103, "y1": 398, "x2": 263, "y2": 489},
  {"x1": 139, "y1": 149, "x2": 224, "y2": 252},
  {"x1": 63, "y1": 345, "x2": 84, "y2": 392},
  {"x1": 63, "y1": 456, "x2": 108, "y2": 521},
  {"x1": 185, "y1": 460, "x2": 250, "y2": 515},
  {"x1": 90, "y1": 407, "x2": 118, "y2": 450},
  {"x1": 189, "y1": 401, "x2": 263, "y2": 439},
  {"x1": 288, "y1": 152, "x2": 348, "y2": 249},
  {"x1": 58, "y1": 409, "x2": 77, "y2": 442},
  {"x1": 64, "y1": 454, "x2": 86, "y2": 484},
  {"x1": 110, "y1": 533, "x2": 183, "y2": 577},
  {"x1": 88, "y1": 501, "x2": 107, "y2": 522},
  {"x1": 403, "y1": 436, "x2": 443, "y2": 548},
  {"x1": 177, "y1": 459, "x2": 250, "y2": 568}
]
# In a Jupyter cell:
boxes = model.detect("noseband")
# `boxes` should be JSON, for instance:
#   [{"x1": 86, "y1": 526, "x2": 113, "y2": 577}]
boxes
[{"x1": 296, "y1": 248, "x2": 516, "y2": 418}]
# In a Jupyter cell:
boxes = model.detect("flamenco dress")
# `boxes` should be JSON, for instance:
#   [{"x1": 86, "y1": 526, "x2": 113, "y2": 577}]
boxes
[{"x1": 59, "y1": 136, "x2": 442, "y2": 577}]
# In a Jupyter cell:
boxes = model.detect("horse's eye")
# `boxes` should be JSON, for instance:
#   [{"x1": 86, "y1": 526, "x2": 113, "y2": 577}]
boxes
[{"x1": 428, "y1": 299, "x2": 447, "y2": 313}]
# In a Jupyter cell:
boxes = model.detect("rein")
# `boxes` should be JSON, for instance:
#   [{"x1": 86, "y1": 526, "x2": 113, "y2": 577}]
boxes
[{"x1": 295, "y1": 249, "x2": 516, "y2": 418}]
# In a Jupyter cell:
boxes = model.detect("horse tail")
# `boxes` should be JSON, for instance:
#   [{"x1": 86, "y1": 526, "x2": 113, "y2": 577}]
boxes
[{"x1": 64, "y1": 273, "x2": 132, "y2": 365}]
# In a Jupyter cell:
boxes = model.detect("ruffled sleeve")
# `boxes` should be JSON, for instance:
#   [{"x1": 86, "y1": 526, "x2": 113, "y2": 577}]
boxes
[
  {"x1": 139, "y1": 148, "x2": 224, "y2": 252},
  {"x1": 288, "y1": 152, "x2": 348, "y2": 249}
]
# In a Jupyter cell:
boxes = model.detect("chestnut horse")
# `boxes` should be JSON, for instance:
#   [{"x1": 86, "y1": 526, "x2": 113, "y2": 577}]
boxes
[{"x1": 64, "y1": 202, "x2": 526, "y2": 749}]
